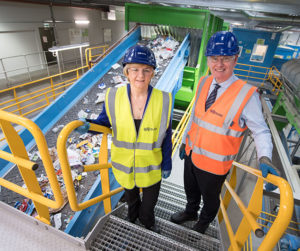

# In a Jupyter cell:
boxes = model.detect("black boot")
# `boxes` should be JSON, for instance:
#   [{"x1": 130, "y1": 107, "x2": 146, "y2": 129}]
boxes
[
  {"x1": 192, "y1": 221, "x2": 209, "y2": 234},
  {"x1": 170, "y1": 211, "x2": 198, "y2": 224},
  {"x1": 146, "y1": 224, "x2": 161, "y2": 234}
]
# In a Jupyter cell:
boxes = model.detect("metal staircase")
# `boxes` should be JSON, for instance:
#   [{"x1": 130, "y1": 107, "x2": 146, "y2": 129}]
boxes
[{"x1": 85, "y1": 180, "x2": 222, "y2": 251}]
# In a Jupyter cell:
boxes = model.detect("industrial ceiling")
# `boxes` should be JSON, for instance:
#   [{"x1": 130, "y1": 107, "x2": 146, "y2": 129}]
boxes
[{"x1": 8, "y1": 0, "x2": 300, "y2": 31}]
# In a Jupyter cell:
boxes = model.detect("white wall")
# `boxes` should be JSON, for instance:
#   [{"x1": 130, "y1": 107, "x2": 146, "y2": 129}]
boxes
[{"x1": 0, "y1": 1, "x2": 126, "y2": 81}]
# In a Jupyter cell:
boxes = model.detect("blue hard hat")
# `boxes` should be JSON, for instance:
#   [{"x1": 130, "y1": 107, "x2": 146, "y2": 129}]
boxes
[
  {"x1": 122, "y1": 44, "x2": 156, "y2": 69},
  {"x1": 205, "y1": 31, "x2": 239, "y2": 57}
]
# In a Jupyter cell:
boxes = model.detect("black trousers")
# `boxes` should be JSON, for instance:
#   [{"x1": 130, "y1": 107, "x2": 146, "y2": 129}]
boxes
[
  {"x1": 184, "y1": 153, "x2": 228, "y2": 226},
  {"x1": 124, "y1": 181, "x2": 161, "y2": 228}
]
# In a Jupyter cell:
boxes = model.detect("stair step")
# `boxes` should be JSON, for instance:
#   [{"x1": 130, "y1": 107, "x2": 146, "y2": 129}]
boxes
[
  {"x1": 90, "y1": 215, "x2": 197, "y2": 251},
  {"x1": 113, "y1": 206, "x2": 220, "y2": 250},
  {"x1": 155, "y1": 204, "x2": 219, "y2": 239},
  {"x1": 107, "y1": 181, "x2": 221, "y2": 250},
  {"x1": 162, "y1": 180, "x2": 185, "y2": 191}
]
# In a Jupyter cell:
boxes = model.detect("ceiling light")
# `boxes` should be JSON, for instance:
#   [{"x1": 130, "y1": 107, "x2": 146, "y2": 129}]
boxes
[
  {"x1": 75, "y1": 20, "x2": 90, "y2": 25},
  {"x1": 232, "y1": 22, "x2": 243, "y2": 26}
]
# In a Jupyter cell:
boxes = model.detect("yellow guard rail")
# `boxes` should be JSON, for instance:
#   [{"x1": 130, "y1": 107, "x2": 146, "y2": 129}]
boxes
[
  {"x1": 57, "y1": 120, "x2": 123, "y2": 214},
  {"x1": 219, "y1": 162, "x2": 293, "y2": 251},
  {"x1": 0, "y1": 110, "x2": 64, "y2": 224}
]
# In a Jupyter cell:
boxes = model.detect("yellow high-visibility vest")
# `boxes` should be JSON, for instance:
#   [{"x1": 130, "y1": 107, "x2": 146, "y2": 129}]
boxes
[{"x1": 105, "y1": 85, "x2": 172, "y2": 189}]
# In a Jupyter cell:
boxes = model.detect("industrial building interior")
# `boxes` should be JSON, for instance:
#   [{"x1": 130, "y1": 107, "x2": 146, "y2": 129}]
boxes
[{"x1": 0, "y1": 0, "x2": 299, "y2": 250}]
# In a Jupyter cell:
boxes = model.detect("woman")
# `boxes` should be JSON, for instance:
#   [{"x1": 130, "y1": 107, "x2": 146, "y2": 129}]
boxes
[{"x1": 77, "y1": 44, "x2": 172, "y2": 233}]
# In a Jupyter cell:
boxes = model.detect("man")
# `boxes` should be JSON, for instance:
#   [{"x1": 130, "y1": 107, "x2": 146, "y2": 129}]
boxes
[{"x1": 170, "y1": 31, "x2": 280, "y2": 234}]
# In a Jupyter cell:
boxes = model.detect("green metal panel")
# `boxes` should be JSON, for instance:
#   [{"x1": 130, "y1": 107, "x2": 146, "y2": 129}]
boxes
[
  {"x1": 223, "y1": 22, "x2": 230, "y2": 31},
  {"x1": 195, "y1": 14, "x2": 224, "y2": 91},
  {"x1": 125, "y1": 3, "x2": 210, "y2": 31},
  {"x1": 124, "y1": 3, "x2": 224, "y2": 108},
  {"x1": 272, "y1": 91, "x2": 300, "y2": 134}
]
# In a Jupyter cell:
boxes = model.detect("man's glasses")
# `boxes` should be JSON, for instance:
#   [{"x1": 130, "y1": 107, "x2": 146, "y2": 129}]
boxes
[{"x1": 208, "y1": 56, "x2": 236, "y2": 63}]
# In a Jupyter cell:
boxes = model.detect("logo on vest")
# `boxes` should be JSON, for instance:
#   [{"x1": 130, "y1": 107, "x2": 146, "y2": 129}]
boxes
[
  {"x1": 210, "y1": 109, "x2": 223, "y2": 117},
  {"x1": 144, "y1": 127, "x2": 157, "y2": 131}
]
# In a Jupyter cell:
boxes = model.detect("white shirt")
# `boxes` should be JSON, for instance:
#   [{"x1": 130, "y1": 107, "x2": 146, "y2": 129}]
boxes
[{"x1": 182, "y1": 74, "x2": 272, "y2": 160}]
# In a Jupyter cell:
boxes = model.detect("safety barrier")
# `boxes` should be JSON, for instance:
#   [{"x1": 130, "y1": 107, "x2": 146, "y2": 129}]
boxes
[
  {"x1": 220, "y1": 162, "x2": 293, "y2": 250},
  {"x1": 268, "y1": 66, "x2": 283, "y2": 95},
  {"x1": 171, "y1": 88, "x2": 294, "y2": 250},
  {"x1": 172, "y1": 95, "x2": 194, "y2": 157},
  {"x1": 57, "y1": 120, "x2": 123, "y2": 214},
  {"x1": 0, "y1": 113, "x2": 123, "y2": 224},
  {"x1": 0, "y1": 110, "x2": 64, "y2": 225},
  {"x1": 234, "y1": 63, "x2": 271, "y2": 84},
  {"x1": 85, "y1": 45, "x2": 109, "y2": 68},
  {"x1": 0, "y1": 66, "x2": 88, "y2": 117}
]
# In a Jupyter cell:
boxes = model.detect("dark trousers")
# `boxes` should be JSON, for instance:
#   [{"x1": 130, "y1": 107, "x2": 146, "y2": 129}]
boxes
[
  {"x1": 124, "y1": 181, "x2": 161, "y2": 228},
  {"x1": 184, "y1": 153, "x2": 228, "y2": 226}
]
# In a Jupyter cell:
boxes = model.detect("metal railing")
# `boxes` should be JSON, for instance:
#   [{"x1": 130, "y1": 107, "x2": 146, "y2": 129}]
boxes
[
  {"x1": 0, "y1": 111, "x2": 123, "y2": 224},
  {"x1": 220, "y1": 162, "x2": 293, "y2": 251},
  {"x1": 85, "y1": 45, "x2": 109, "y2": 68},
  {"x1": 57, "y1": 120, "x2": 124, "y2": 214},
  {"x1": 0, "y1": 51, "x2": 54, "y2": 87},
  {"x1": 0, "y1": 66, "x2": 88, "y2": 117},
  {"x1": 268, "y1": 66, "x2": 283, "y2": 95},
  {"x1": 0, "y1": 110, "x2": 64, "y2": 225},
  {"x1": 234, "y1": 63, "x2": 271, "y2": 84}
]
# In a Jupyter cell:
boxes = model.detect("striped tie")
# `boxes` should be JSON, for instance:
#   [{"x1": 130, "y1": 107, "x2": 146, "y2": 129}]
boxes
[{"x1": 205, "y1": 84, "x2": 221, "y2": 111}]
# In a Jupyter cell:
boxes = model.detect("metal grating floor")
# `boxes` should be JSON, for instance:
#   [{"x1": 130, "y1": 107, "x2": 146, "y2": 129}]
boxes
[
  {"x1": 102, "y1": 181, "x2": 221, "y2": 250},
  {"x1": 90, "y1": 216, "x2": 196, "y2": 251},
  {"x1": 113, "y1": 206, "x2": 220, "y2": 250}
]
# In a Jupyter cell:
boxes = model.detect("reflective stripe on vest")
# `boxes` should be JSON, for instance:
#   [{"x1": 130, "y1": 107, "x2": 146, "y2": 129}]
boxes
[
  {"x1": 186, "y1": 76, "x2": 256, "y2": 175},
  {"x1": 187, "y1": 134, "x2": 237, "y2": 162},
  {"x1": 107, "y1": 87, "x2": 170, "y2": 150},
  {"x1": 111, "y1": 161, "x2": 161, "y2": 174},
  {"x1": 106, "y1": 85, "x2": 171, "y2": 188}
]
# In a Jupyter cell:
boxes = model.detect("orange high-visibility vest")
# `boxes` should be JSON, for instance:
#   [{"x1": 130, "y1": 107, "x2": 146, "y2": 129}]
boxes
[{"x1": 185, "y1": 75, "x2": 257, "y2": 175}]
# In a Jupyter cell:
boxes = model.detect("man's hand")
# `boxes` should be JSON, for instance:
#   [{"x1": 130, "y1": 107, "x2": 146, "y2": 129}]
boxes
[
  {"x1": 259, "y1": 156, "x2": 280, "y2": 191},
  {"x1": 259, "y1": 157, "x2": 280, "y2": 177},
  {"x1": 75, "y1": 118, "x2": 90, "y2": 134},
  {"x1": 179, "y1": 144, "x2": 186, "y2": 160},
  {"x1": 162, "y1": 170, "x2": 171, "y2": 179}
]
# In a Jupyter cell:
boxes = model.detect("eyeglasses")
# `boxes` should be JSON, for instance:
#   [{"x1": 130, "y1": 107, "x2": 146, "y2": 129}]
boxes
[
  {"x1": 208, "y1": 56, "x2": 236, "y2": 63},
  {"x1": 128, "y1": 67, "x2": 153, "y2": 75}
]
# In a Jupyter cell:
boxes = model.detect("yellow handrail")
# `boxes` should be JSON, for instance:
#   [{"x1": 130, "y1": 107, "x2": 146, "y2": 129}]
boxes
[
  {"x1": 221, "y1": 161, "x2": 294, "y2": 250},
  {"x1": 171, "y1": 95, "x2": 195, "y2": 157},
  {"x1": 85, "y1": 45, "x2": 109, "y2": 68},
  {"x1": 220, "y1": 198, "x2": 240, "y2": 251},
  {"x1": 268, "y1": 66, "x2": 283, "y2": 95},
  {"x1": 0, "y1": 110, "x2": 64, "y2": 225},
  {"x1": 234, "y1": 63, "x2": 271, "y2": 83},
  {"x1": 0, "y1": 66, "x2": 87, "y2": 116},
  {"x1": 57, "y1": 120, "x2": 123, "y2": 213}
]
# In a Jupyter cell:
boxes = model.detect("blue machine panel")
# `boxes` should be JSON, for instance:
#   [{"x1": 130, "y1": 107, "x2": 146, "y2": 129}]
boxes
[
  {"x1": 272, "y1": 45, "x2": 300, "y2": 70},
  {"x1": 233, "y1": 28, "x2": 281, "y2": 83}
]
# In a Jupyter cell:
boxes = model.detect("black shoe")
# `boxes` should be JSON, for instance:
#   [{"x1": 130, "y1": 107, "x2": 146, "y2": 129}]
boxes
[
  {"x1": 125, "y1": 216, "x2": 137, "y2": 224},
  {"x1": 192, "y1": 222, "x2": 209, "y2": 234},
  {"x1": 170, "y1": 211, "x2": 198, "y2": 224},
  {"x1": 146, "y1": 224, "x2": 161, "y2": 234}
]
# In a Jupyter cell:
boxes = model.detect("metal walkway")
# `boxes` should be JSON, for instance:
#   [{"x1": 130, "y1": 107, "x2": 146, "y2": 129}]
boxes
[
  {"x1": 0, "y1": 180, "x2": 222, "y2": 250},
  {"x1": 87, "y1": 181, "x2": 221, "y2": 251}
]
